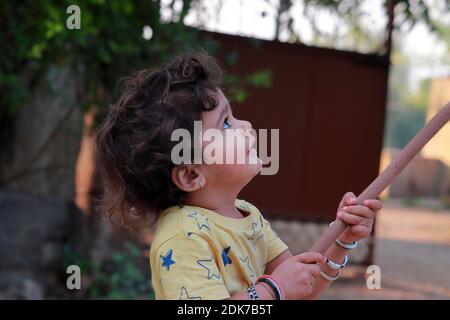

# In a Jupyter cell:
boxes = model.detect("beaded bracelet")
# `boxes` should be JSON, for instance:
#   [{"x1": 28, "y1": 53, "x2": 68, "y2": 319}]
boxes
[{"x1": 247, "y1": 285, "x2": 260, "y2": 300}]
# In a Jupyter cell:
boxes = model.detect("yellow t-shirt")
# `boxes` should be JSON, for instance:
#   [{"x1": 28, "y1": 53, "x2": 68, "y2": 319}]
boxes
[{"x1": 150, "y1": 199, "x2": 288, "y2": 300}]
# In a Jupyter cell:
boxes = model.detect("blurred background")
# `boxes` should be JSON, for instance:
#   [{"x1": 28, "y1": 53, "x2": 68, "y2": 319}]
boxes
[{"x1": 0, "y1": 0, "x2": 449, "y2": 300}]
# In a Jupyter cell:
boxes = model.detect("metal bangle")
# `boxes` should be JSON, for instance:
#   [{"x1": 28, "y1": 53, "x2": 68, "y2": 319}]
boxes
[
  {"x1": 319, "y1": 268, "x2": 340, "y2": 281},
  {"x1": 335, "y1": 238, "x2": 358, "y2": 250},
  {"x1": 326, "y1": 255, "x2": 348, "y2": 271}
]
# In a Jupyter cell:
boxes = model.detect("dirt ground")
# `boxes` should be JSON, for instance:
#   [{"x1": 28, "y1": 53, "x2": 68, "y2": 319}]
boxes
[{"x1": 321, "y1": 199, "x2": 450, "y2": 300}]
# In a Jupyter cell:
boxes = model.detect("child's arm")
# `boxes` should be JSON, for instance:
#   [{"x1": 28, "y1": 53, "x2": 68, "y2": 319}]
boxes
[
  {"x1": 225, "y1": 249, "x2": 293, "y2": 300},
  {"x1": 260, "y1": 246, "x2": 346, "y2": 300},
  {"x1": 264, "y1": 249, "x2": 293, "y2": 275},
  {"x1": 228, "y1": 252, "x2": 325, "y2": 300}
]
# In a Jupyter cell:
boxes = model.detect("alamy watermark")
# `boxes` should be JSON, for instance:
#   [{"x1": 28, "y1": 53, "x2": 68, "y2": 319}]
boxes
[
  {"x1": 66, "y1": 5, "x2": 81, "y2": 30},
  {"x1": 66, "y1": 265, "x2": 81, "y2": 290},
  {"x1": 366, "y1": 264, "x2": 381, "y2": 289},
  {"x1": 171, "y1": 121, "x2": 279, "y2": 175}
]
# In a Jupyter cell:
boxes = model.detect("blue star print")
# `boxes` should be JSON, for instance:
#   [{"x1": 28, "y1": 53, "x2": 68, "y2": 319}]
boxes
[
  {"x1": 187, "y1": 211, "x2": 211, "y2": 231},
  {"x1": 221, "y1": 247, "x2": 232, "y2": 266},
  {"x1": 160, "y1": 249, "x2": 176, "y2": 271}
]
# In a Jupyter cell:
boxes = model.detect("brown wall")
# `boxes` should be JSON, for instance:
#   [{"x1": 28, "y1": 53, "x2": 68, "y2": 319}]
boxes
[{"x1": 203, "y1": 31, "x2": 389, "y2": 222}]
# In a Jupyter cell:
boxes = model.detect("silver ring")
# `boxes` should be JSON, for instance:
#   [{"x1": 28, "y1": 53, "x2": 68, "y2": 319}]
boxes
[
  {"x1": 326, "y1": 255, "x2": 348, "y2": 270},
  {"x1": 319, "y1": 268, "x2": 340, "y2": 281},
  {"x1": 335, "y1": 238, "x2": 358, "y2": 250}
]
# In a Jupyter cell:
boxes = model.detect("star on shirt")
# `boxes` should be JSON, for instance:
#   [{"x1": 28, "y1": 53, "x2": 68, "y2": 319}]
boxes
[
  {"x1": 221, "y1": 247, "x2": 232, "y2": 266},
  {"x1": 160, "y1": 249, "x2": 176, "y2": 271},
  {"x1": 197, "y1": 258, "x2": 221, "y2": 280},
  {"x1": 248, "y1": 222, "x2": 264, "y2": 248},
  {"x1": 239, "y1": 256, "x2": 255, "y2": 279},
  {"x1": 179, "y1": 287, "x2": 201, "y2": 300},
  {"x1": 187, "y1": 211, "x2": 211, "y2": 231}
]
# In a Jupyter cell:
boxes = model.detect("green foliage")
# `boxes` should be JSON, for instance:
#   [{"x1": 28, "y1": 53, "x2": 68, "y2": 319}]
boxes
[
  {"x1": 0, "y1": 0, "x2": 208, "y2": 118},
  {"x1": 0, "y1": 0, "x2": 273, "y2": 126},
  {"x1": 302, "y1": 0, "x2": 447, "y2": 32},
  {"x1": 225, "y1": 50, "x2": 239, "y2": 66},
  {"x1": 384, "y1": 107, "x2": 426, "y2": 148},
  {"x1": 403, "y1": 196, "x2": 419, "y2": 207},
  {"x1": 385, "y1": 48, "x2": 430, "y2": 149},
  {"x1": 384, "y1": 79, "x2": 428, "y2": 149},
  {"x1": 289, "y1": 0, "x2": 449, "y2": 52},
  {"x1": 224, "y1": 69, "x2": 272, "y2": 103},
  {"x1": 63, "y1": 242, "x2": 154, "y2": 300}
]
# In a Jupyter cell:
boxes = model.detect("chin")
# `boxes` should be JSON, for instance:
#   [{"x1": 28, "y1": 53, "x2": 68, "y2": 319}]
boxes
[
  {"x1": 240, "y1": 160, "x2": 263, "y2": 183},
  {"x1": 218, "y1": 162, "x2": 260, "y2": 187},
  {"x1": 210, "y1": 149, "x2": 263, "y2": 185}
]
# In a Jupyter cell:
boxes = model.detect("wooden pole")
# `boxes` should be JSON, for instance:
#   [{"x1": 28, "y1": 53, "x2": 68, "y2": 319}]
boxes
[{"x1": 310, "y1": 101, "x2": 450, "y2": 254}]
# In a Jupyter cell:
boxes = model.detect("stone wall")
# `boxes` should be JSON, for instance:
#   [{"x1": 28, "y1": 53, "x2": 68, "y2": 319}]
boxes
[
  {"x1": 0, "y1": 190, "x2": 90, "y2": 299},
  {"x1": 0, "y1": 63, "x2": 95, "y2": 299},
  {"x1": 0, "y1": 63, "x2": 84, "y2": 198}
]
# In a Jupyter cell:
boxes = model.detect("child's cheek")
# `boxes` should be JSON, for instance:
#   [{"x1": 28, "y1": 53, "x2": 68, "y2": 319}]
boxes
[
  {"x1": 201, "y1": 130, "x2": 261, "y2": 175},
  {"x1": 229, "y1": 134, "x2": 247, "y2": 164}
]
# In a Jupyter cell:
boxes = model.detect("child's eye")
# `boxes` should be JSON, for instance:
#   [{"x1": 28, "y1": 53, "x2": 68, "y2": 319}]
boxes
[{"x1": 223, "y1": 118, "x2": 231, "y2": 129}]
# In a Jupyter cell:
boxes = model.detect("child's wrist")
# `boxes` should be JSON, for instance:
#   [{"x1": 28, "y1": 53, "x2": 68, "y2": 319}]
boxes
[
  {"x1": 255, "y1": 282, "x2": 276, "y2": 300},
  {"x1": 256, "y1": 275, "x2": 285, "y2": 300}
]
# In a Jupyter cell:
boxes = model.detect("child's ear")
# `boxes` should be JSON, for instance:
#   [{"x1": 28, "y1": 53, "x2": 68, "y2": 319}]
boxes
[{"x1": 171, "y1": 165, "x2": 206, "y2": 192}]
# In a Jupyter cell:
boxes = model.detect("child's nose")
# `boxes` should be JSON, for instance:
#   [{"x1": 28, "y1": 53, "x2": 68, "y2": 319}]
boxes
[{"x1": 238, "y1": 119, "x2": 252, "y2": 130}]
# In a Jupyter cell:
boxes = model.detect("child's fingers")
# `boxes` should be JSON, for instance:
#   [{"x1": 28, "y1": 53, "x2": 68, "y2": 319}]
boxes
[
  {"x1": 296, "y1": 252, "x2": 326, "y2": 264},
  {"x1": 339, "y1": 192, "x2": 357, "y2": 208},
  {"x1": 337, "y1": 211, "x2": 369, "y2": 225},
  {"x1": 344, "y1": 193, "x2": 357, "y2": 206},
  {"x1": 341, "y1": 205, "x2": 373, "y2": 218},
  {"x1": 349, "y1": 224, "x2": 371, "y2": 237},
  {"x1": 362, "y1": 199, "x2": 383, "y2": 211}
]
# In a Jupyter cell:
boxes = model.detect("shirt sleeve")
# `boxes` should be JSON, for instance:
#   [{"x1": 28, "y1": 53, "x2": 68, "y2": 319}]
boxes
[
  {"x1": 155, "y1": 232, "x2": 230, "y2": 300},
  {"x1": 260, "y1": 214, "x2": 289, "y2": 263}
]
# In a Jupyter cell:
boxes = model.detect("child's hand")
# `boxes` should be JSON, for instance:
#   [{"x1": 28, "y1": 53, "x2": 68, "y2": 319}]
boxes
[
  {"x1": 271, "y1": 252, "x2": 325, "y2": 300},
  {"x1": 335, "y1": 192, "x2": 383, "y2": 243}
]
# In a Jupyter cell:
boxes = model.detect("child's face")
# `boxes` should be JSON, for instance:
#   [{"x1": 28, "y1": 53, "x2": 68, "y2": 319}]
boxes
[{"x1": 199, "y1": 89, "x2": 262, "y2": 190}]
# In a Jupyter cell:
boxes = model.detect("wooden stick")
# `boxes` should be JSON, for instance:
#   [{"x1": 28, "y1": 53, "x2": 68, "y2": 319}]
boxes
[{"x1": 310, "y1": 101, "x2": 450, "y2": 254}]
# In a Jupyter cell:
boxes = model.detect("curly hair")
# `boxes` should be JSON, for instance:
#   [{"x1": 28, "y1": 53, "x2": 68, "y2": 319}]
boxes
[{"x1": 95, "y1": 49, "x2": 223, "y2": 228}]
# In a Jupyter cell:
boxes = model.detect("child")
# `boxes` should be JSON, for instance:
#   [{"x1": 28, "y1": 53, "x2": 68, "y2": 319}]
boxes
[{"x1": 96, "y1": 50, "x2": 383, "y2": 300}]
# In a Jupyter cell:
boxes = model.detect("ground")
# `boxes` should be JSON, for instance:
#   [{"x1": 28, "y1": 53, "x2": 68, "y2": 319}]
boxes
[{"x1": 321, "y1": 199, "x2": 450, "y2": 299}]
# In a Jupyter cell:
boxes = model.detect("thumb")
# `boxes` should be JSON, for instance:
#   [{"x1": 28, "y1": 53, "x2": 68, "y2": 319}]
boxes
[{"x1": 338, "y1": 191, "x2": 357, "y2": 209}]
